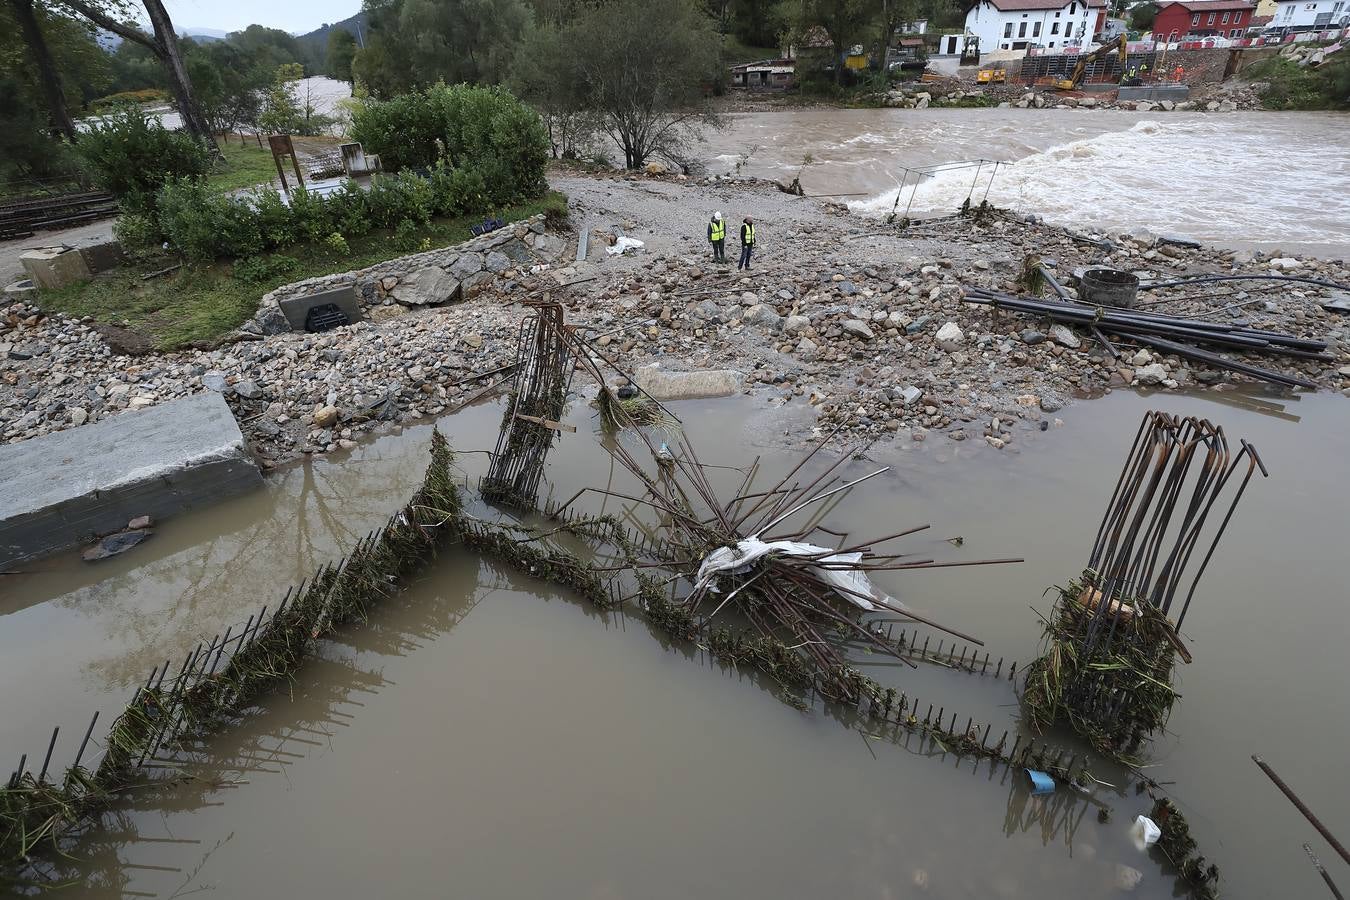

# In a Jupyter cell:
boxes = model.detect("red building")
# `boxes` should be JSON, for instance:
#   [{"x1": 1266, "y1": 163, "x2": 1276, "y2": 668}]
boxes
[{"x1": 1152, "y1": 0, "x2": 1257, "y2": 40}]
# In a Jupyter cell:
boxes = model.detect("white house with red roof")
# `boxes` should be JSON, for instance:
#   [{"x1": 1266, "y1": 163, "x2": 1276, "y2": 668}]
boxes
[{"x1": 964, "y1": 0, "x2": 1107, "y2": 52}]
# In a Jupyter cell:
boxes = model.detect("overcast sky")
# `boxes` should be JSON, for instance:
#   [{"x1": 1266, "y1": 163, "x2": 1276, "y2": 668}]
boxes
[{"x1": 163, "y1": 0, "x2": 361, "y2": 35}]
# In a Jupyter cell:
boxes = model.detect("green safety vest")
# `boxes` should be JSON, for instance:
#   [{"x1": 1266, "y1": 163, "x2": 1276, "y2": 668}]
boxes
[
  {"x1": 710, "y1": 219, "x2": 725, "y2": 241},
  {"x1": 742, "y1": 223, "x2": 755, "y2": 245}
]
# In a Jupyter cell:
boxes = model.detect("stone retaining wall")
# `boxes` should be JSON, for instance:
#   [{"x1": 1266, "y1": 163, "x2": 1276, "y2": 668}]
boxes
[{"x1": 241, "y1": 214, "x2": 570, "y2": 337}]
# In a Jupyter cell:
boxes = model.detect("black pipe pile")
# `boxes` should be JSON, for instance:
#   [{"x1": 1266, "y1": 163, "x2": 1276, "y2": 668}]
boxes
[{"x1": 962, "y1": 286, "x2": 1330, "y2": 389}]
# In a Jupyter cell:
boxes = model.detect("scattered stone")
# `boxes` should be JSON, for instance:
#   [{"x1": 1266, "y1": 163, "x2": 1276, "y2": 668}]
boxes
[
  {"x1": 233, "y1": 380, "x2": 263, "y2": 400},
  {"x1": 935, "y1": 321, "x2": 964, "y2": 351},
  {"x1": 1135, "y1": 363, "x2": 1169, "y2": 386},
  {"x1": 841, "y1": 319, "x2": 875, "y2": 340},
  {"x1": 313, "y1": 405, "x2": 340, "y2": 428},
  {"x1": 82, "y1": 528, "x2": 152, "y2": 562},
  {"x1": 1048, "y1": 324, "x2": 1081, "y2": 349}
]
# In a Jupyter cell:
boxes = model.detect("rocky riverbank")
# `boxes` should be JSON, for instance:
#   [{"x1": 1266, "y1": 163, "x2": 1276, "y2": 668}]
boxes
[{"x1": 2, "y1": 171, "x2": 1347, "y2": 465}]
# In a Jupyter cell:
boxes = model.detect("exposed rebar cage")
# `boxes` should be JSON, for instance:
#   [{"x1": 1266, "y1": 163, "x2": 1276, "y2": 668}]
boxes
[
  {"x1": 1024, "y1": 411, "x2": 1267, "y2": 760},
  {"x1": 481, "y1": 303, "x2": 579, "y2": 509}
]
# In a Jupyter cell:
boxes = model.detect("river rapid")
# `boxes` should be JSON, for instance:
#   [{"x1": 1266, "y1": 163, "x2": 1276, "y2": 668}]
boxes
[{"x1": 697, "y1": 108, "x2": 1350, "y2": 258}]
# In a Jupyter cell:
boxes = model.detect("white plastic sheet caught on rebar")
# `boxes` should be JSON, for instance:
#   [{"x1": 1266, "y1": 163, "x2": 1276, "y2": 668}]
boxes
[{"x1": 694, "y1": 538, "x2": 896, "y2": 612}]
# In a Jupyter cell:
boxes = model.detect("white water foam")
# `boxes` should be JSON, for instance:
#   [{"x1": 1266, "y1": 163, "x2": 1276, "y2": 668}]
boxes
[{"x1": 850, "y1": 116, "x2": 1350, "y2": 255}]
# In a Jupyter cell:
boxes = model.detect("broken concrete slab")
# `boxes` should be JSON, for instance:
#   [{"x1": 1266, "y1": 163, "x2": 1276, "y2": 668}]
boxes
[
  {"x1": 20, "y1": 246, "x2": 91, "y2": 290},
  {"x1": 75, "y1": 239, "x2": 125, "y2": 274},
  {"x1": 0, "y1": 392, "x2": 262, "y2": 569},
  {"x1": 631, "y1": 364, "x2": 743, "y2": 401}
]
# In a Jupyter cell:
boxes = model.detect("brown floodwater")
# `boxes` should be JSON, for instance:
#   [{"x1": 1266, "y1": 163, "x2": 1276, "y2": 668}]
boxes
[
  {"x1": 3, "y1": 386, "x2": 1349, "y2": 898},
  {"x1": 697, "y1": 108, "x2": 1350, "y2": 258}
]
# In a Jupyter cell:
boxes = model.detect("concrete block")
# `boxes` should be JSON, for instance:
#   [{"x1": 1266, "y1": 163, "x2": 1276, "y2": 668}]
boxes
[
  {"x1": 76, "y1": 239, "x2": 125, "y2": 274},
  {"x1": 0, "y1": 392, "x2": 262, "y2": 568},
  {"x1": 20, "y1": 246, "x2": 92, "y2": 290},
  {"x1": 1117, "y1": 84, "x2": 1190, "y2": 102},
  {"x1": 631, "y1": 364, "x2": 743, "y2": 400},
  {"x1": 277, "y1": 285, "x2": 364, "y2": 331}
]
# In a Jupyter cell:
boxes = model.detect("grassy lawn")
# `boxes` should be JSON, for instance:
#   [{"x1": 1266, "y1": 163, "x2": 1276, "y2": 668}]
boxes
[
  {"x1": 40, "y1": 191, "x2": 569, "y2": 351},
  {"x1": 205, "y1": 142, "x2": 284, "y2": 193}
]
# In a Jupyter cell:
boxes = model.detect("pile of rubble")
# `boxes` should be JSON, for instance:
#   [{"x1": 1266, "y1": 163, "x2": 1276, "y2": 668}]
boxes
[{"x1": 3, "y1": 175, "x2": 1348, "y2": 465}]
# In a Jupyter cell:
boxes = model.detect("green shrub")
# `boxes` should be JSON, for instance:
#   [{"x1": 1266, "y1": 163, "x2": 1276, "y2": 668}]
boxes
[
  {"x1": 112, "y1": 212, "x2": 163, "y2": 257},
  {"x1": 427, "y1": 161, "x2": 487, "y2": 217},
  {"x1": 77, "y1": 106, "x2": 211, "y2": 213},
  {"x1": 366, "y1": 171, "x2": 434, "y2": 229},
  {"x1": 1248, "y1": 55, "x2": 1350, "y2": 111},
  {"x1": 233, "y1": 254, "x2": 299, "y2": 283},
  {"x1": 287, "y1": 186, "x2": 333, "y2": 244},
  {"x1": 324, "y1": 232, "x2": 350, "y2": 256},
  {"x1": 393, "y1": 218, "x2": 421, "y2": 251},
  {"x1": 156, "y1": 178, "x2": 262, "y2": 261},
  {"x1": 325, "y1": 181, "x2": 372, "y2": 238},
  {"x1": 252, "y1": 188, "x2": 298, "y2": 247},
  {"x1": 350, "y1": 83, "x2": 548, "y2": 206}
]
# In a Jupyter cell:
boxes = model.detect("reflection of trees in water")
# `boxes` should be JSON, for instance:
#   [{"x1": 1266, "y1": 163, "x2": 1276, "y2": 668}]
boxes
[
  {"x1": 69, "y1": 439, "x2": 437, "y2": 693},
  {"x1": 42, "y1": 556, "x2": 493, "y2": 897}
]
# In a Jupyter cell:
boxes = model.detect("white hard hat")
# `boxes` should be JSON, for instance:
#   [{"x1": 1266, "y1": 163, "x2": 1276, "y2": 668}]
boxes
[{"x1": 714, "y1": 211, "x2": 722, "y2": 220}]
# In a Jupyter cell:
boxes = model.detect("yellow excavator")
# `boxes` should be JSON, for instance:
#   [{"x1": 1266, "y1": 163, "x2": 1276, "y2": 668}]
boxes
[{"x1": 1055, "y1": 34, "x2": 1127, "y2": 90}]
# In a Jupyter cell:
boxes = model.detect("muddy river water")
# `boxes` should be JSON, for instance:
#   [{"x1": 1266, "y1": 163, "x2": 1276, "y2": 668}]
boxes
[
  {"x1": 3, "y1": 385, "x2": 1348, "y2": 898},
  {"x1": 697, "y1": 108, "x2": 1350, "y2": 258}
]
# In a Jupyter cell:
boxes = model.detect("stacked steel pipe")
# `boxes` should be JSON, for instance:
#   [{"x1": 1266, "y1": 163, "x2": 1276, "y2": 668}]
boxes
[{"x1": 962, "y1": 286, "x2": 1330, "y2": 388}]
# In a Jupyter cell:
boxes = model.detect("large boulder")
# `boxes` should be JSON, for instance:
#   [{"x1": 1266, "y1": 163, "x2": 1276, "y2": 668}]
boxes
[
  {"x1": 392, "y1": 267, "x2": 461, "y2": 307},
  {"x1": 448, "y1": 252, "x2": 484, "y2": 281}
]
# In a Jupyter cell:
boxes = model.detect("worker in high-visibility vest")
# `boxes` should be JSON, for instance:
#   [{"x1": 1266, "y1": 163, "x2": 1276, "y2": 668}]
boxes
[
  {"x1": 737, "y1": 216, "x2": 755, "y2": 271},
  {"x1": 707, "y1": 211, "x2": 726, "y2": 263}
]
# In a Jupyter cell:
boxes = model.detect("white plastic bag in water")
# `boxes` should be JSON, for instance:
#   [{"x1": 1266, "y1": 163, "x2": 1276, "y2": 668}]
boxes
[{"x1": 1131, "y1": 815, "x2": 1161, "y2": 851}]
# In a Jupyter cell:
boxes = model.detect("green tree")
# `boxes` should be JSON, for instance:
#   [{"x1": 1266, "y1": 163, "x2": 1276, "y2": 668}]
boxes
[
  {"x1": 188, "y1": 40, "x2": 270, "y2": 135},
  {"x1": 511, "y1": 21, "x2": 593, "y2": 158},
  {"x1": 228, "y1": 24, "x2": 307, "y2": 72},
  {"x1": 108, "y1": 37, "x2": 164, "y2": 93},
  {"x1": 1129, "y1": 1, "x2": 1159, "y2": 30},
  {"x1": 326, "y1": 27, "x2": 357, "y2": 82},
  {"x1": 6, "y1": 0, "x2": 80, "y2": 139},
  {"x1": 58, "y1": 0, "x2": 216, "y2": 145},
  {"x1": 782, "y1": 0, "x2": 882, "y2": 84},
  {"x1": 259, "y1": 63, "x2": 304, "y2": 133},
  {"x1": 730, "y1": 0, "x2": 778, "y2": 47},
  {"x1": 565, "y1": 0, "x2": 720, "y2": 169},
  {"x1": 354, "y1": 0, "x2": 530, "y2": 96}
]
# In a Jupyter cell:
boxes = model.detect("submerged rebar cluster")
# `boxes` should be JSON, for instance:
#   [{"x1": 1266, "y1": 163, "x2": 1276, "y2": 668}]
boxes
[{"x1": 1023, "y1": 411, "x2": 1265, "y2": 758}]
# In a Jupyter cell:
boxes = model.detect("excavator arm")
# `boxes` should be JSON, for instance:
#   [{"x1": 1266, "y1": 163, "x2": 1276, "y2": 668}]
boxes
[{"x1": 1055, "y1": 34, "x2": 1127, "y2": 90}]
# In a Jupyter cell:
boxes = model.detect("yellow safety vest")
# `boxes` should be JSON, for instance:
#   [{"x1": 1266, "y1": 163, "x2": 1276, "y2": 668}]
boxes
[
  {"x1": 743, "y1": 223, "x2": 755, "y2": 245},
  {"x1": 710, "y1": 219, "x2": 725, "y2": 241}
]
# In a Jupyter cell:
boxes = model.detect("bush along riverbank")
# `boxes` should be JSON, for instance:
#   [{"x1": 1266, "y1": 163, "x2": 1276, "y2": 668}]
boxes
[{"x1": 1246, "y1": 48, "x2": 1350, "y2": 110}]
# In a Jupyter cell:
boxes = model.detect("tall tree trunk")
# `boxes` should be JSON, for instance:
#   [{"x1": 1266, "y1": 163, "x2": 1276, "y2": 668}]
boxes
[
  {"x1": 140, "y1": 0, "x2": 214, "y2": 146},
  {"x1": 58, "y1": 0, "x2": 216, "y2": 149},
  {"x1": 9, "y1": 0, "x2": 77, "y2": 141}
]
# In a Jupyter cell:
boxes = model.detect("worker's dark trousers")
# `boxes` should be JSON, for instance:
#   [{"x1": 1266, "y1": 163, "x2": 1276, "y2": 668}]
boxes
[
  {"x1": 738, "y1": 244, "x2": 753, "y2": 270},
  {"x1": 711, "y1": 239, "x2": 724, "y2": 262}
]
